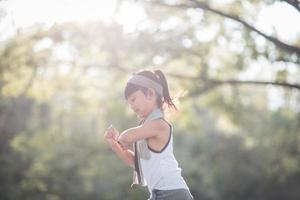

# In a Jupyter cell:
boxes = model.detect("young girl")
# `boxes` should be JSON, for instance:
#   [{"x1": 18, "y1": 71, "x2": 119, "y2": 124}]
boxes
[{"x1": 104, "y1": 70, "x2": 193, "y2": 200}]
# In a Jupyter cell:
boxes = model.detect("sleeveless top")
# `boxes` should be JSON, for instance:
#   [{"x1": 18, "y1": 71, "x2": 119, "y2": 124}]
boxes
[{"x1": 132, "y1": 108, "x2": 189, "y2": 192}]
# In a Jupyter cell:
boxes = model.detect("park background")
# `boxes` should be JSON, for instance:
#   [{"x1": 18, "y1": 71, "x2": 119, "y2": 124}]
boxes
[{"x1": 0, "y1": 0, "x2": 300, "y2": 199}]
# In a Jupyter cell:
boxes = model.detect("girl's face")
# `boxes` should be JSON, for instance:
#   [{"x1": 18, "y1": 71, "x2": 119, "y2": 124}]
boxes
[{"x1": 127, "y1": 89, "x2": 157, "y2": 118}]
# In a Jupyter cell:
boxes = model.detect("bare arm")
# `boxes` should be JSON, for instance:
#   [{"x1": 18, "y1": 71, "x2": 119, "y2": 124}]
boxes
[
  {"x1": 107, "y1": 138, "x2": 135, "y2": 168},
  {"x1": 104, "y1": 125, "x2": 135, "y2": 168},
  {"x1": 118, "y1": 119, "x2": 169, "y2": 147}
]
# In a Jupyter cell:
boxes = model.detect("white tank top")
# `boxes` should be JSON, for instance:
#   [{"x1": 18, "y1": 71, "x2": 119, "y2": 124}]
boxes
[{"x1": 139, "y1": 110, "x2": 189, "y2": 192}]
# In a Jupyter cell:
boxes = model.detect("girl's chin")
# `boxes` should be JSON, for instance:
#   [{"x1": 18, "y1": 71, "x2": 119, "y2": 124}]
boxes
[
  {"x1": 136, "y1": 112, "x2": 145, "y2": 119},
  {"x1": 136, "y1": 113, "x2": 143, "y2": 118}
]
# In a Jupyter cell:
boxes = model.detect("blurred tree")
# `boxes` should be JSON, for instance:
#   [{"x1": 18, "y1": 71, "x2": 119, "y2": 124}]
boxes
[{"x1": 0, "y1": 0, "x2": 299, "y2": 199}]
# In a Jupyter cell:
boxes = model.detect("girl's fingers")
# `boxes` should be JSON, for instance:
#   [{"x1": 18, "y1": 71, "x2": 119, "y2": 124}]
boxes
[
  {"x1": 104, "y1": 130, "x2": 110, "y2": 138},
  {"x1": 107, "y1": 138, "x2": 123, "y2": 151},
  {"x1": 106, "y1": 138, "x2": 114, "y2": 144},
  {"x1": 104, "y1": 126, "x2": 120, "y2": 142},
  {"x1": 106, "y1": 127, "x2": 119, "y2": 139},
  {"x1": 104, "y1": 129, "x2": 113, "y2": 139},
  {"x1": 111, "y1": 128, "x2": 119, "y2": 140},
  {"x1": 112, "y1": 127, "x2": 119, "y2": 134},
  {"x1": 104, "y1": 125, "x2": 115, "y2": 137}
]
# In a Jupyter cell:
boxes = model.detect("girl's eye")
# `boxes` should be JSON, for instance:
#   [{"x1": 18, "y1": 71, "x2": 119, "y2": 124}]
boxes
[{"x1": 129, "y1": 97, "x2": 135, "y2": 103}]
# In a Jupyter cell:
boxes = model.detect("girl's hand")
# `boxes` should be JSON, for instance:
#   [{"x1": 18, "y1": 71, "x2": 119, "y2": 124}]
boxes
[
  {"x1": 104, "y1": 125, "x2": 119, "y2": 140},
  {"x1": 106, "y1": 138, "x2": 123, "y2": 152},
  {"x1": 117, "y1": 135, "x2": 129, "y2": 150}
]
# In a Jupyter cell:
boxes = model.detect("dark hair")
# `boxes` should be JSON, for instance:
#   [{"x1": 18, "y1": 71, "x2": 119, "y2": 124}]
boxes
[{"x1": 124, "y1": 70, "x2": 177, "y2": 110}]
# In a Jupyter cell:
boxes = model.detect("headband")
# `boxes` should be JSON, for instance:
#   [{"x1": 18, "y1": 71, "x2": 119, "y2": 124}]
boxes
[{"x1": 127, "y1": 74, "x2": 163, "y2": 97}]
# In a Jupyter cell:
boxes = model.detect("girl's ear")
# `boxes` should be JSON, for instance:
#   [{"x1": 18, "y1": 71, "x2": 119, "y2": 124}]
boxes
[{"x1": 146, "y1": 88, "x2": 156, "y2": 99}]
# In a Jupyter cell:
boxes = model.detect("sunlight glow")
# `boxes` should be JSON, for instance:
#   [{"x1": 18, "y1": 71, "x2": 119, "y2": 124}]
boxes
[
  {"x1": 1, "y1": 0, "x2": 299, "y2": 43},
  {"x1": 115, "y1": 2, "x2": 147, "y2": 33},
  {"x1": 9, "y1": 0, "x2": 117, "y2": 27},
  {"x1": 256, "y1": 1, "x2": 300, "y2": 43}
]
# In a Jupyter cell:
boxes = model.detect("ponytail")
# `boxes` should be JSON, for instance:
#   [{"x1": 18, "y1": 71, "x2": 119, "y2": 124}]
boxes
[{"x1": 154, "y1": 70, "x2": 177, "y2": 110}]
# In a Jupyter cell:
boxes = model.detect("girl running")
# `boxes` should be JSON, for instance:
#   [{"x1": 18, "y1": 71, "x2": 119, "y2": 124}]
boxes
[{"x1": 104, "y1": 69, "x2": 193, "y2": 200}]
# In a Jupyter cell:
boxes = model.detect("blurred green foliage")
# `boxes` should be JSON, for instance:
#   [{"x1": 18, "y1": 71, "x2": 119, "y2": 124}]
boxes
[{"x1": 0, "y1": 0, "x2": 300, "y2": 200}]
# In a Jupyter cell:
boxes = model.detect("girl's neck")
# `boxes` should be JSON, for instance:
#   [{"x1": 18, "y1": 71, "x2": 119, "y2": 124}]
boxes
[{"x1": 143, "y1": 106, "x2": 162, "y2": 119}]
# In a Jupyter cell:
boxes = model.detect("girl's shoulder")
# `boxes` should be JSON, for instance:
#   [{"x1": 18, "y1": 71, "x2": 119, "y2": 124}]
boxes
[{"x1": 143, "y1": 118, "x2": 171, "y2": 132}]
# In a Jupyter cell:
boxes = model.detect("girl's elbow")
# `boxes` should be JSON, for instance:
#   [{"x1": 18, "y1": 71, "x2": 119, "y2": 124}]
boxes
[{"x1": 118, "y1": 134, "x2": 131, "y2": 146}]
